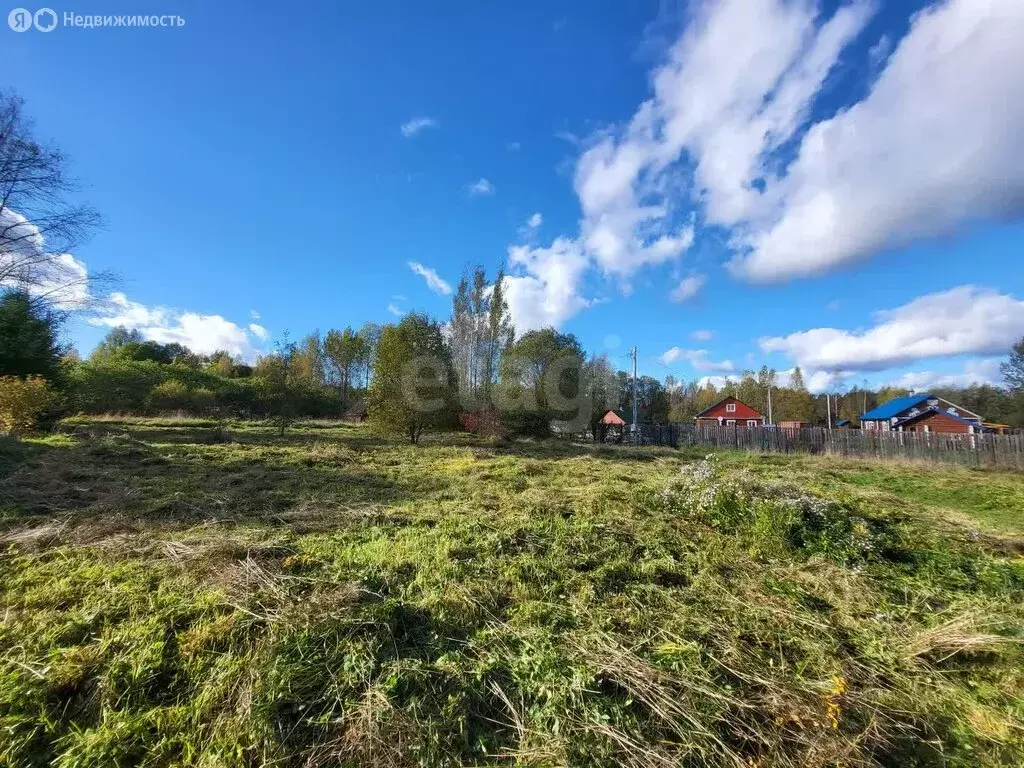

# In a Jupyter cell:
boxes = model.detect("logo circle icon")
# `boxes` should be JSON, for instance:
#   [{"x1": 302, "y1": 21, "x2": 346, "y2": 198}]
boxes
[
  {"x1": 34, "y1": 7, "x2": 57, "y2": 31},
  {"x1": 8, "y1": 7, "x2": 33, "y2": 31}
]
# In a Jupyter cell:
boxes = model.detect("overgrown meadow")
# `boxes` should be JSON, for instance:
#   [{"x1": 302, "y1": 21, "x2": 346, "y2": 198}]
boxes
[{"x1": 1, "y1": 418, "x2": 1022, "y2": 767}]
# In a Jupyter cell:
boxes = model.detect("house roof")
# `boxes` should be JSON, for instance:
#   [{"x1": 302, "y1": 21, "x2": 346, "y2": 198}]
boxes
[
  {"x1": 860, "y1": 393, "x2": 931, "y2": 421},
  {"x1": 601, "y1": 410, "x2": 627, "y2": 425},
  {"x1": 897, "y1": 407, "x2": 978, "y2": 428},
  {"x1": 835, "y1": 419, "x2": 851, "y2": 427},
  {"x1": 694, "y1": 396, "x2": 764, "y2": 419}
]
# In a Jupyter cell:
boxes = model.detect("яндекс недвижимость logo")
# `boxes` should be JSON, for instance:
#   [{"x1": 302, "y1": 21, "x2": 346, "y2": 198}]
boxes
[
  {"x1": 8, "y1": 8, "x2": 184, "y2": 31},
  {"x1": 8, "y1": 7, "x2": 56, "y2": 31}
]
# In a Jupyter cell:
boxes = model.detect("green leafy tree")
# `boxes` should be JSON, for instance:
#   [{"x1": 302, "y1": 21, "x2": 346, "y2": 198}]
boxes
[
  {"x1": 291, "y1": 331, "x2": 325, "y2": 387},
  {"x1": 497, "y1": 328, "x2": 585, "y2": 436},
  {"x1": 584, "y1": 354, "x2": 619, "y2": 440},
  {"x1": 324, "y1": 327, "x2": 367, "y2": 404},
  {"x1": 0, "y1": 290, "x2": 62, "y2": 379},
  {"x1": 450, "y1": 265, "x2": 514, "y2": 409},
  {"x1": 368, "y1": 313, "x2": 456, "y2": 444}
]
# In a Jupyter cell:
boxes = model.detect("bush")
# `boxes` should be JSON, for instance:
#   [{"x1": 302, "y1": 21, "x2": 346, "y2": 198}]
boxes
[
  {"x1": 0, "y1": 376, "x2": 56, "y2": 434},
  {"x1": 147, "y1": 380, "x2": 192, "y2": 412},
  {"x1": 458, "y1": 408, "x2": 508, "y2": 438},
  {"x1": 499, "y1": 407, "x2": 551, "y2": 438},
  {"x1": 189, "y1": 388, "x2": 217, "y2": 415}
]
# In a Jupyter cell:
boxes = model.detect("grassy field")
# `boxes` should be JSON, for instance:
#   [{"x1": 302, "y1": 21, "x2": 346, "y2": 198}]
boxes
[{"x1": 1, "y1": 418, "x2": 1022, "y2": 767}]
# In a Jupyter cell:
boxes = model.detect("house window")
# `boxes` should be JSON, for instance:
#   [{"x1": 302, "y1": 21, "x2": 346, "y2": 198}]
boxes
[
  {"x1": 725, "y1": 419, "x2": 736, "y2": 426},
  {"x1": 726, "y1": 403, "x2": 736, "y2": 413},
  {"x1": 747, "y1": 419, "x2": 758, "y2": 427}
]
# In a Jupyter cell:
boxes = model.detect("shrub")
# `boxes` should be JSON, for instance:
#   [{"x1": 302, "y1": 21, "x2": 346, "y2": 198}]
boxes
[
  {"x1": 189, "y1": 388, "x2": 217, "y2": 415},
  {"x1": 499, "y1": 408, "x2": 551, "y2": 438},
  {"x1": 147, "y1": 380, "x2": 192, "y2": 412},
  {"x1": 458, "y1": 408, "x2": 507, "y2": 438},
  {"x1": 0, "y1": 376, "x2": 56, "y2": 434}
]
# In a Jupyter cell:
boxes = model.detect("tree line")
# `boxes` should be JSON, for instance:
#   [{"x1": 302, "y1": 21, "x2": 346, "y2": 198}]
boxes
[{"x1": 1, "y1": 88, "x2": 1023, "y2": 439}]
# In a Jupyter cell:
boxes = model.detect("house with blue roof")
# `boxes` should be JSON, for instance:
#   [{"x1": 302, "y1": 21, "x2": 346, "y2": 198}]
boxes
[{"x1": 860, "y1": 393, "x2": 982, "y2": 433}]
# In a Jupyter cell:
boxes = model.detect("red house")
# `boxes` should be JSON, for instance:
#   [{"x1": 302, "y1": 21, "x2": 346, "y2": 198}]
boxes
[
  {"x1": 898, "y1": 409, "x2": 980, "y2": 434},
  {"x1": 694, "y1": 396, "x2": 765, "y2": 427}
]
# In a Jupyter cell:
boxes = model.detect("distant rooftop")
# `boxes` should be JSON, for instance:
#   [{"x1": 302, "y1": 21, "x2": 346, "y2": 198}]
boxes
[{"x1": 860, "y1": 393, "x2": 931, "y2": 421}]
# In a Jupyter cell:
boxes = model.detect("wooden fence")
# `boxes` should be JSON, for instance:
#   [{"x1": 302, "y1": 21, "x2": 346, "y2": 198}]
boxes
[{"x1": 625, "y1": 423, "x2": 1024, "y2": 469}]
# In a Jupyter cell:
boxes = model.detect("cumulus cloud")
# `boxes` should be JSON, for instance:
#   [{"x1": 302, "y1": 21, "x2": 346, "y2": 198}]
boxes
[
  {"x1": 760, "y1": 286, "x2": 1024, "y2": 372},
  {"x1": 89, "y1": 292, "x2": 268, "y2": 361},
  {"x1": 248, "y1": 323, "x2": 269, "y2": 341},
  {"x1": 0, "y1": 208, "x2": 91, "y2": 310},
  {"x1": 400, "y1": 117, "x2": 439, "y2": 137},
  {"x1": 730, "y1": 0, "x2": 1024, "y2": 281},
  {"x1": 670, "y1": 274, "x2": 704, "y2": 303},
  {"x1": 658, "y1": 346, "x2": 733, "y2": 372},
  {"x1": 884, "y1": 358, "x2": 1003, "y2": 392},
  {"x1": 407, "y1": 261, "x2": 452, "y2": 295},
  {"x1": 568, "y1": 0, "x2": 1024, "y2": 285},
  {"x1": 691, "y1": 329, "x2": 714, "y2": 342},
  {"x1": 493, "y1": 0, "x2": 1024, "y2": 330},
  {"x1": 503, "y1": 237, "x2": 592, "y2": 333},
  {"x1": 468, "y1": 178, "x2": 495, "y2": 197},
  {"x1": 572, "y1": 0, "x2": 871, "y2": 281},
  {"x1": 527, "y1": 212, "x2": 543, "y2": 228}
]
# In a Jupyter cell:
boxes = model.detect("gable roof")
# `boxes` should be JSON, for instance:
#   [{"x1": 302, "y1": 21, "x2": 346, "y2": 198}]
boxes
[
  {"x1": 860, "y1": 393, "x2": 931, "y2": 421},
  {"x1": 897, "y1": 407, "x2": 978, "y2": 428},
  {"x1": 694, "y1": 396, "x2": 764, "y2": 420},
  {"x1": 601, "y1": 410, "x2": 627, "y2": 425}
]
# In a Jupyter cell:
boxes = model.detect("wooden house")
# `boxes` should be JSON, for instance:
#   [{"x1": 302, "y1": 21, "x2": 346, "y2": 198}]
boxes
[{"x1": 694, "y1": 397, "x2": 765, "y2": 427}]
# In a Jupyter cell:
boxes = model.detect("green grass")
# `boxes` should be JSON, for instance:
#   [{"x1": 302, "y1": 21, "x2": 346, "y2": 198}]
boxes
[{"x1": 1, "y1": 418, "x2": 1022, "y2": 767}]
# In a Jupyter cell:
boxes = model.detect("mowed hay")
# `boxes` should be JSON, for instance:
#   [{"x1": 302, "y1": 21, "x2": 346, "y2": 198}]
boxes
[{"x1": 1, "y1": 418, "x2": 1023, "y2": 767}]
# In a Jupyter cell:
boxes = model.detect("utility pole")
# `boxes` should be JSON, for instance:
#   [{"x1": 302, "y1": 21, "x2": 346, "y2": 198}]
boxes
[
  {"x1": 826, "y1": 392, "x2": 832, "y2": 429},
  {"x1": 630, "y1": 346, "x2": 638, "y2": 431},
  {"x1": 767, "y1": 385, "x2": 773, "y2": 426}
]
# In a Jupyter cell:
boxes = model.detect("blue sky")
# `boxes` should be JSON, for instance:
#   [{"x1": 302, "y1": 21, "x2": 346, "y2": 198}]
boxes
[{"x1": 5, "y1": 0, "x2": 1024, "y2": 392}]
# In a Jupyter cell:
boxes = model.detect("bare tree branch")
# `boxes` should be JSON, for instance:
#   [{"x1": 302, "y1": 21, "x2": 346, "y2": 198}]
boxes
[{"x1": 0, "y1": 91, "x2": 105, "y2": 312}]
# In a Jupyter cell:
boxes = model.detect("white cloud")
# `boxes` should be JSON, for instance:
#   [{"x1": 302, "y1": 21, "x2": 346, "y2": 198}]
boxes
[
  {"x1": 503, "y1": 237, "x2": 592, "y2": 333},
  {"x1": 566, "y1": 0, "x2": 1024, "y2": 285},
  {"x1": 884, "y1": 358, "x2": 1003, "y2": 392},
  {"x1": 89, "y1": 292, "x2": 267, "y2": 361},
  {"x1": 658, "y1": 346, "x2": 733, "y2": 372},
  {"x1": 691, "y1": 329, "x2": 714, "y2": 342},
  {"x1": 407, "y1": 261, "x2": 453, "y2": 295},
  {"x1": 248, "y1": 323, "x2": 269, "y2": 341},
  {"x1": 468, "y1": 178, "x2": 495, "y2": 197},
  {"x1": 760, "y1": 286, "x2": 1024, "y2": 372},
  {"x1": 387, "y1": 303, "x2": 404, "y2": 317},
  {"x1": 400, "y1": 117, "x2": 439, "y2": 137},
  {"x1": 670, "y1": 274, "x2": 704, "y2": 303},
  {"x1": 572, "y1": 0, "x2": 870, "y2": 281},
  {"x1": 0, "y1": 208, "x2": 91, "y2": 310},
  {"x1": 729, "y1": 0, "x2": 1024, "y2": 280},
  {"x1": 868, "y1": 33, "x2": 892, "y2": 68},
  {"x1": 527, "y1": 212, "x2": 543, "y2": 228},
  {"x1": 249, "y1": 309, "x2": 261, "y2": 320}
]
